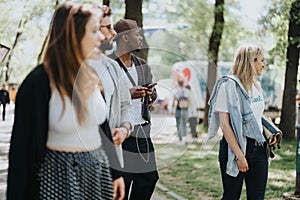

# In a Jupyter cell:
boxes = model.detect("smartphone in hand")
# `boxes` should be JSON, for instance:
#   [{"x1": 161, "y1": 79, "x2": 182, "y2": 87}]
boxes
[{"x1": 146, "y1": 82, "x2": 157, "y2": 89}]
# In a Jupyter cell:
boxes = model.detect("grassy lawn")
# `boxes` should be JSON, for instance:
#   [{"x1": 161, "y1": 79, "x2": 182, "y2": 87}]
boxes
[{"x1": 154, "y1": 131, "x2": 296, "y2": 200}]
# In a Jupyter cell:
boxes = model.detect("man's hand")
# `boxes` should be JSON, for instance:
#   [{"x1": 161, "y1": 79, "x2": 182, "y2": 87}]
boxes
[
  {"x1": 130, "y1": 86, "x2": 147, "y2": 99},
  {"x1": 145, "y1": 87, "x2": 154, "y2": 96},
  {"x1": 113, "y1": 177, "x2": 125, "y2": 200},
  {"x1": 112, "y1": 127, "x2": 128, "y2": 146}
]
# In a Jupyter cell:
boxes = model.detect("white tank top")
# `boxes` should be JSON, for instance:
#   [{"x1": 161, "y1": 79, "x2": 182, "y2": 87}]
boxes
[{"x1": 47, "y1": 88, "x2": 106, "y2": 150}]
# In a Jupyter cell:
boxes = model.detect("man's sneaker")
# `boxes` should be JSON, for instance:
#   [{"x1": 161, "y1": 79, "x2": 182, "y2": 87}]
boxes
[{"x1": 184, "y1": 136, "x2": 193, "y2": 144}]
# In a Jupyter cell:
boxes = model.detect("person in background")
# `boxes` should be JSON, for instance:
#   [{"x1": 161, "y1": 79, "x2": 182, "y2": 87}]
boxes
[
  {"x1": 8, "y1": 85, "x2": 17, "y2": 102},
  {"x1": 0, "y1": 83, "x2": 10, "y2": 121},
  {"x1": 7, "y1": 3, "x2": 123, "y2": 199},
  {"x1": 171, "y1": 80, "x2": 190, "y2": 145},
  {"x1": 185, "y1": 85, "x2": 198, "y2": 139},
  {"x1": 207, "y1": 44, "x2": 267, "y2": 199},
  {"x1": 109, "y1": 19, "x2": 159, "y2": 200}
]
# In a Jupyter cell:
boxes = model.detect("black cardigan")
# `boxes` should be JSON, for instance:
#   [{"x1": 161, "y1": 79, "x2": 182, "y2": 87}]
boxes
[{"x1": 7, "y1": 65, "x2": 122, "y2": 200}]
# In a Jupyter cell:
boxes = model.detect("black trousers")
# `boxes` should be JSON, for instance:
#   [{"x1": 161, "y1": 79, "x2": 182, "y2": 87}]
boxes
[
  {"x1": 219, "y1": 137, "x2": 268, "y2": 200},
  {"x1": 0, "y1": 103, "x2": 6, "y2": 120},
  {"x1": 122, "y1": 123, "x2": 159, "y2": 200},
  {"x1": 188, "y1": 117, "x2": 197, "y2": 138}
]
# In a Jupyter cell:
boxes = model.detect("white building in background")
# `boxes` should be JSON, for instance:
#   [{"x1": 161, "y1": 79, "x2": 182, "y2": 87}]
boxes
[{"x1": 154, "y1": 60, "x2": 283, "y2": 122}]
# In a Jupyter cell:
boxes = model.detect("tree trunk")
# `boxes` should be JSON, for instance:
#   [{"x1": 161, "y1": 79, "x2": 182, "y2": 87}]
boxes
[
  {"x1": 5, "y1": 18, "x2": 25, "y2": 82},
  {"x1": 103, "y1": 0, "x2": 110, "y2": 6},
  {"x1": 37, "y1": 0, "x2": 60, "y2": 64},
  {"x1": 125, "y1": 0, "x2": 148, "y2": 60},
  {"x1": 203, "y1": 0, "x2": 225, "y2": 126},
  {"x1": 279, "y1": 0, "x2": 300, "y2": 141}
]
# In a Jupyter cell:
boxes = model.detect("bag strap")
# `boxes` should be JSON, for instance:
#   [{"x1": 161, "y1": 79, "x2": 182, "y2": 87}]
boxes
[{"x1": 115, "y1": 57, "x2": 137, "y2": 87}]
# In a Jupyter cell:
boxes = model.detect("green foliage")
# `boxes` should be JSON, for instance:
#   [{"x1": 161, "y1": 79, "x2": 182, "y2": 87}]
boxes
[
  {"x1": 110, "y1": 1, "x2": 125, "y2": 21},
  {"x1": 219, "y1": 16, "x2": 252, "y2": 61},
  {"x1": 0, "y1": 0, "x2": 58, "y2": 83},
  {"x1": 260, "y1": 0, "x2": 294, "y2": 67},
  {"x1": 0, "y1": 0, "x2": 291, "y2": 85},
  {"x1": 0, "y1": 3, "x2": 20, "y2": 47},
  {"x1": 174, "y1": 0, "x2": 214, "y2": 51},
  {"x1": 159, "y1": 0, "x2": 254, "y2": 62},
  {"x1": 146, "y1": 30, "x2": 191, "y2": 81},
  {"x1": 0, "y1": 0, "x2": 103, "y2": 84}
]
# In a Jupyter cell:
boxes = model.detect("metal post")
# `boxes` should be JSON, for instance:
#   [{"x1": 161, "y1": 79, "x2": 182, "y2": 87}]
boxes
[{"x1": 295, "y1": 103, "x2": 300, "y2": 195}]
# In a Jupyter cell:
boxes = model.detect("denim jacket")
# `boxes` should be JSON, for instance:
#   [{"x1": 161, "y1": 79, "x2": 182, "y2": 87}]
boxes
[{"x1": 207, "y1": 75, "x2": 266, "y2": 177}]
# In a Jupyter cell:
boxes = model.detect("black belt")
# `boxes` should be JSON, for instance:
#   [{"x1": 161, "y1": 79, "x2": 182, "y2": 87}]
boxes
[
  {"x1": 129, "y1": 122, "x2": 151, "y2": 138},
  {"x1": 134, "y1": 121, "x2": 150, "y2": 127}
]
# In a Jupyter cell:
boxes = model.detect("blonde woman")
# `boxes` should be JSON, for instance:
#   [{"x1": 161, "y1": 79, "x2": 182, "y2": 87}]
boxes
[
  {"x1": 7, "y1": 3, "x2": 124, "y2": 199},
  {"x1": 208, "y1": 45, "x2": 267, "y2": 199}
]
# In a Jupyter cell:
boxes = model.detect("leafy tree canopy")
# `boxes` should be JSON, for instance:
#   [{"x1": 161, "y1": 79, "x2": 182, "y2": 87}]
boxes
[{"x1": 260, "y1": 0, "x2": 294, "y2": 67}]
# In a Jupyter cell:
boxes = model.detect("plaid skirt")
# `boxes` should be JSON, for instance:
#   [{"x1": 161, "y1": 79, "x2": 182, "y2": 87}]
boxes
[{"x1": 38, "y1": 147, "x2": 113, "y2": 200}]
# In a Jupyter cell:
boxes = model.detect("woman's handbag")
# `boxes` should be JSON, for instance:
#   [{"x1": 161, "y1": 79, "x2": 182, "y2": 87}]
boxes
[{"x1": 177, "y1": 90, "x2": 189, "y2": 109}]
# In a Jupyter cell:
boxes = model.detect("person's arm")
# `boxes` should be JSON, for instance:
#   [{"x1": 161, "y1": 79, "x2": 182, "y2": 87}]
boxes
[
  {"x1": 171, "y1": 95, "x2": 176, "y2": 115},
  {"x1": 112, "y1": 61, "x2": 133, "y2": 145},
  {"x1": 7, "y1": 82, "x2": 34, "y2": 200},
  {"x1": 118, "y1": 66, "x2": 133, "y2": 139},
  {"x1": 112, "y1": 126, "x2": 130, "y2": 146},
  {"x1": 7, "y1": 66, "x2": 50, "y2": 200},
  {"x1": 99, "y1": 120, "x2": 123, "y2": 178},
  {"x1": 219, "y1": 112, "x2": 249, "y2": 172},
  {"x1": 113, "y1": 177, "x2": 125, "y2": 200},
  {"x1": 7, "y1": 90, "x2": 10, "y2": 104}
]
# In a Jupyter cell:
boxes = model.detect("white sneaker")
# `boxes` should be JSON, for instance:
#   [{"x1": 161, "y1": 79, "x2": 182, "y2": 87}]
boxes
[
  {"x1": 182, "y1": 136, "x2": 186, "y2": 143},
  {"x1": 184, "y1": 136, "x2": 193, "y2": 144},
  {"x1": 176, "y1": 140, "x2": 185, "y2": 146}
]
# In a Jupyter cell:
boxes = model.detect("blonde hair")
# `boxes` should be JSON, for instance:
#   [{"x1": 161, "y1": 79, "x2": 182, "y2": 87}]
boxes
[{"x1": 232, "y1": 45, "x2": 263, "y2": 93}]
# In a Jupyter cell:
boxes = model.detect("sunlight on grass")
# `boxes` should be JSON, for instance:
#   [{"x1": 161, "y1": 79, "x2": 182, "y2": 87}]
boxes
[
  {"x1": 155, "y1": 137, "x2": 298, "y2": 199},
  {"x1": 193, "y1": 163, "x2": 204, "y2": 169},
  {"x1": 269, "y1": 169, "x2": 295, "y2": 183},
  {"x1": 155, "y1": 143, "x2": 189, "y2": 170}
]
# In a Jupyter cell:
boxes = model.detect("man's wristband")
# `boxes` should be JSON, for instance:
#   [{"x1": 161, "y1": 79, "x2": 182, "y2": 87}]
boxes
[{"x1": 121, "y1": 126, "x2": 131, "y2": 138}]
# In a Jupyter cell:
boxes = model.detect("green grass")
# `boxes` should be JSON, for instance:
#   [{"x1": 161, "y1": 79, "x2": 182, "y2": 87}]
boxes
[{"x1": 154, "y1": 136, "x2": 297, "y2": 200}]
